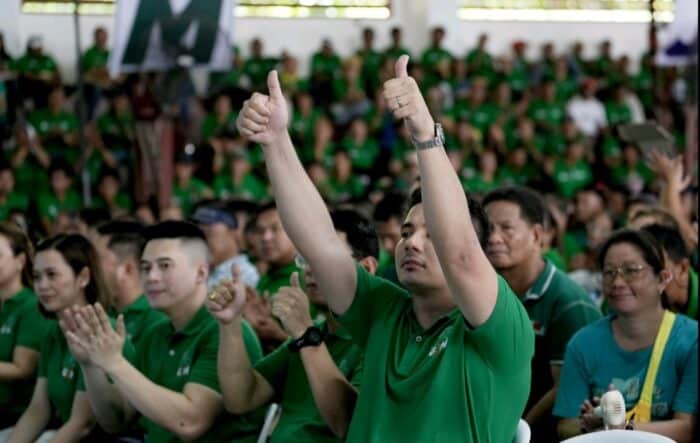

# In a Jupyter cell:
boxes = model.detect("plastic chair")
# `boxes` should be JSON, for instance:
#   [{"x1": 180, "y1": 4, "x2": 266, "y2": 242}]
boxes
[
  {"x1": 561, "y1": 430, "x2": 676, "y2": 443},
  {"x1": 257, "y1": 403, "x2": 282, "y2": 443},
  {"x1": 513, "y1": 419, "x2": 531, "y2": 443}
]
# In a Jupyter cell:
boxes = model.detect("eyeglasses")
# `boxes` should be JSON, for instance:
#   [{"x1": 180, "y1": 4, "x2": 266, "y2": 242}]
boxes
[{"x1": 601, "y1": 265, "x2": 649, "y2": 284}]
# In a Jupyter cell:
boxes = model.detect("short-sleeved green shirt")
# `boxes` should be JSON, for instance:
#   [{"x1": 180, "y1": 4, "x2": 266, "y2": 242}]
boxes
[
  {"x1": 0, "y1": 192, "x2": 30, "y2": 221},
  {"x1": 384, "y1": 46, "x2": 411, "y2": 62},
  {"x1": 420, "y1": 47, "x2": 453, "y2": 72},
  {"x1": 14, "y1": 53, "x2": 58, "y2": 75},
  {"x1": 200, "y1": 112, "x2": 238, "y2": 142},
  {"x1": 605, "y1": 101, "x2": 632, "y2": 127},
  {"x1": 311, "y1": 53, "x2": 341, "y2": 80},
  {"x1": 29, "y1": 109, "x2": 79, "y2": 155},
  {"x1": 81, "y1": 46, "x2": 109, "y2": 72},
  {"x1": 171, "y1": 178, "x2": 212, "y2": 217},
  {"x1": 92, "y1": 193, "x2": 133, "y2": 214},
  {"x1": 0, "y1": 288, "x2": 48, "y2": 426},
  {"x1": 552, "y1": 159, "x2": 593, "y2": 199},
  {"x1": 120, "y1": 295, "x2": 168, "y2": 350},
  {"x1": 257, "y1": 262, "x2": 300, "y2": 298},
  {"x1": 319, "y1": 176, "x2": 367, "y2": 203},
  {"x1": 255, "y1": 320, "x2": 363, "y2": 443},
  {"x1": 339, "y1": 264, "x2": 534, "y2": 443},
  {"x1": 519, "y1": 260, "x2": 601, "y2": 415},
  {"x1": 213, "y1": 173, "x2": 268, "y2": 202},
  {"x1": 38, "y1": 189, "x2": 82, "y2": 222},
  {"x1": 462, "y1": 173, "x2": 502, "y2": 195},
  {"x1": 529, "y1": 100, "x2": 566, "y2": 132},
  {"x1": 243, "y1": 57, "x2": 278, "y2": 91},
  {"x1": 134, "y1": 307, "x2": 263, "y2": 443},
  {"x1": 337, "y1": 137, "x2": 379, "y2": 171}
]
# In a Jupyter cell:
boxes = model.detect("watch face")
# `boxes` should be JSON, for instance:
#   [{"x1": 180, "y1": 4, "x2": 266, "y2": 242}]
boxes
[{"x1": 308, "y1": 330, "x2": 323, "y2": 344}]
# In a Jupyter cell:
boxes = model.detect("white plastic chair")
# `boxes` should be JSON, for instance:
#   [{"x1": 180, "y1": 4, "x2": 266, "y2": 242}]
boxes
[
  {"x1": 513, "y1": 419, "x2": 531, "y2": 443},
  {"x1": 561, "y1": 430, "x2": 676, "y2": 443}
]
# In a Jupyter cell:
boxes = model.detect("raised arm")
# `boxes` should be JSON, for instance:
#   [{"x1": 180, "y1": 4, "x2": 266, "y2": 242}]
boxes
[
  {"x1": 383, "y1": 56, "x2": 498, "y2": 327},
  {"x1": 205, "y1": 266, "x2": 275, "y2": 414},
  {"x1": 236, "y1": 71, "x2": 356, "y2": 315}
]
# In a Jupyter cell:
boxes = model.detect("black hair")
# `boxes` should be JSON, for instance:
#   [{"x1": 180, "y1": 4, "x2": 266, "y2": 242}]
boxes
[
  {"x1": 35, "y1": 234, "x2": 110, "y2": 318},
  {"x1": 330, "y1": 208, "x2": 379, "y2": 260},
  {"x1": 98, "y1": 166, "x2": 121, "y2": 183},
  {"x1": 0, "y1": 157, "x2": 12, "y2": 173},
  {"x1": 143, "y1": 221, "x2": 206, "y2": 243},
  {"x1": 598, "y1": 229, "x2": 665, "y2": 275},
  {"x1": 255, "y1": 200, "x2": 277, "y2": 217},
  {"x1": 48, "y1": 158, "x2": 74, "y2": 178},
  {"x1": 641, "y1": 223, "x2": 689, "y2": 264},
  {"x1": 373, "y1": 191, "x2": 407, "y2": 223},
  {"x1": 407, "y1": 188, "x2": 491, "y2": 250},
  {"x1": 79, "y1": 207, "x2": 111, "y2": 229},
  {"x1": 97, "y1": 220, "x2": 146, "y2": 263},
  {"x1": 0, "y1": 221, "x2": 34, "y2": 287},
  {"x1": 482, "y1": 186, "x2": 546, "y2": 226},
  {"x1": 225, "y1": 199, "x2": 259, "y2": 217}
]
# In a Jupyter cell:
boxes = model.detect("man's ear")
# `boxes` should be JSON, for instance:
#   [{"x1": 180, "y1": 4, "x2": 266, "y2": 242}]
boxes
[
  {"x1": 532, "y1": 223, "x2": 544, "y2": 247},
  {"x1": 196, "y1": 263, "x2": 208, "y2": 285},
  {"x1": 358, "y1": 256, "x2": 379, "y2": 276}
]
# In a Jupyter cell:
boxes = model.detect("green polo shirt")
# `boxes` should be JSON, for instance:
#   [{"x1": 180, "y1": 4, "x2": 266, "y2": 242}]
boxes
[
  {"x1": 40, "y1": 320, "x2": 135, "y2": 427},
  {"x1": 257, "y1": 262, "x2": 300, "y2": 298},
  {"x1": 0, "y1": 288, "x2": 48, "y2": 426},
  {"x1": 339, "y1": 264, "x2": 534, "y2": 443},
  {"x1": 38, "y1": 189, "x2": 82, "y2": 222},
  {"x1": 81, "y1": 46, "x2": 109, "y2": 72},
  {"x1": 311, "y1": 53, "x2": 341, "y2": 80},
  {"x1": 552, "y1": 160, "x2": 592, "y2": 199},
  {"x1": 462, "y1": 173, "x2": 502, "y2": 195},
  {"x1": 519, "y1": 260, "x2": 601, "y2": 437},
  {"x1": 420, "y1": 47, "x2": 453, "y2": 72},
  {"x1": 319, "y1": 176, "x2": 366, "y2": 203},
  {"x1": 29, "y1": 109, "x2": 79, "y2": 157},
  {"x1": 384, "y1": 46, "x2": 411, "y2": 62},
  {"x1": 337, "y1": 137, "x2": 379, "y2": 171},
  {"x1": 200, "y1": 112, "x2": 238, "y2": 142},
  {"x1": 605, "y1": 101, "x2": 632, "y2": 127},
  {"x1": 529, "y1": 100, "x2": 566, "y2": 132},
  {"x1": 255, "y1": 320, "x2": 363, "y2": 443},
  {"x1": 14, "y1": 53, "x2": 58, "y2": 76},
  {"x1": 0, "y1": 192, "x2": 30, "y2": 221},
  {"x1": 171, "y1": 178, "x2": 211, "y2": 217},
  {"x1": 213, "y1": 173, "x2": 268, "y2": 202},
  {"x1": 134, "y1": 306, "x2": 263, "y2": 443},
  {"x1": 120, "y1": 295, "x2": 168, "y2": 350}
]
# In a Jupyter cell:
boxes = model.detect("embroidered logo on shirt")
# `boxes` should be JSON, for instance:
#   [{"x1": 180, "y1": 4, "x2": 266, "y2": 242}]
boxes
[
  {"x1": 428, "y1": 337, "x2": 449, "y2": 357},
  {"x1": 0, "y1": 317, "x2": 15, "y2": 334}
]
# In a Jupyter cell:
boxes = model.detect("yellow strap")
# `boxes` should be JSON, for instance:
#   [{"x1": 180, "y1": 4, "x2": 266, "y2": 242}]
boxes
[{"x1": 626, "y1": 311, "x2": 676, "y2": 423}]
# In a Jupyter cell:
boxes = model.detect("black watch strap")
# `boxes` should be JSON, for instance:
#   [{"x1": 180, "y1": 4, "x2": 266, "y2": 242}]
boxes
[{"x1": 287, "y1": 326, "x2": 326, "y2": 352}]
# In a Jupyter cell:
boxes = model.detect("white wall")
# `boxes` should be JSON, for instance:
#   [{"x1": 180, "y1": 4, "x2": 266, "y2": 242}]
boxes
[{"x1": 1, "y1": 0, "x2": 654, "y2": 85}]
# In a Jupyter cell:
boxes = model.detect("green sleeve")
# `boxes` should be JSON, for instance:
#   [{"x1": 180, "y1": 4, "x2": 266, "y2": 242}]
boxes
[
  {"x1": 37, "y1": 336, "x2": 50, "y2": 378},
  {"x1": 253, "y1": 340, "x2": 292, "y2": 394},
  {"x1": 348, "y1": 355, "x2": 363, "y2": 389},
  {"x1": 16, "y1": 303, "x2": 48, "y2": 351},
  {"x1": 465, "y1": 276, "x2": 534, "y2": 374},
  {"x1": 548, "y1": 299, "x2": 601, "y2": 363},
  {"x1": 186, "y1": 327, "x2": 220, "y2": 392},
  {"x1": 338, "y1": 263, "x2": 407, "y2": 348},
  {"x1": 241, "y1": 320, "x2": 263, "y2": 364}
]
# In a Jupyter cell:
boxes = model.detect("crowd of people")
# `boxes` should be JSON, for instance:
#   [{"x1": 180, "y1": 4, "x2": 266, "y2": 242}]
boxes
[{"x1": 0, "y1": 22, "x2": 697, "y2": 443}]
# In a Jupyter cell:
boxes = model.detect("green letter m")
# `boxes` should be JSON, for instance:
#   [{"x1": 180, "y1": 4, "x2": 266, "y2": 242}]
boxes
[{"x1": 122, "y1": 0, "x2": 223, "y2": 65}]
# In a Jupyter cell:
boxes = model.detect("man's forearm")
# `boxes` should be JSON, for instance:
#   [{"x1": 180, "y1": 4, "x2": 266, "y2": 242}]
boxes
[
  {"x1": 0, "y1": 362, "x2": 32, "y2": 381},
  {"x1": 81, "y1": 365, "x2": 131, "y2": 433},
  {"x1": 218, "y1": 320, "x2": 266, "y2": 414},
  {"x1": 299, "y1": 344, "x2": 357, "y2": 439},
  {"x1": 525, "y1": 387, "x2": 557, "y2": 425},
  {"x1": 557, "y1": 418, "x2": 582, "y2": 440},
  {"x1": 635, "y1": 418, "x2": 695, "y2": 443},
  {"x1": 8, "y1": 408, "x2": 49, "y2": 443},
  {"x1": 48, "y1": 419, "x2": 93, "y2": 443},
  {"x1": 105, "y1": 356, "x2": 214, "y2": 438}
]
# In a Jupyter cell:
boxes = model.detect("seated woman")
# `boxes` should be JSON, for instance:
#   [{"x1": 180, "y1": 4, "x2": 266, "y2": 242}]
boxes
[
  {"x1": 8, "y1": 234, "x2": 132, "y2": 443},
  {"x1": 554, "y1": 229, "x2": 697, "y2": 442}
]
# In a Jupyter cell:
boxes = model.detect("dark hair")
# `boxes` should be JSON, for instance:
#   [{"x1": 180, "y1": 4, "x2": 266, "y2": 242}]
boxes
[
  {"x1": 79, "y1": 207, "x2": 111, "y2": 229},
  {"x1": 143, "y1": 221, "x2": 206, "y2": 243},
  {"x1": 225, "y1": 199, "x2": 259, "y2": 217},
  {"x1": 330, "y1": 208, "x2": 379, "y2": 260},
  {"x1": 407, "y1": 188, "x2": 491, "y2": 250},
  {"x1": 97, "y1": 220, "x2": 146, "y2": 263},
  {"x1": 255, "y1": 200, "x2": 277, "y2": 218},
  {"x1": 482, "y1": 186, "x2": 546, "y2": 226},
  {"x1": 48, "y1": 159, "x2": 74, "y2": 179},
  {"x1": 598, "y1": 229, "x2": 665, "y2": 275},
  {"x1": 0, "y1": 222, "x2": 34, "y2": 287},
  {"x1": 373, "y1": 191, "x2": 406, "y2": 223},
  {"x1": 641, "y1": 224, "x2": 688, "y2": 264},
  {"x1": 35, "y1": 234, "x2": 110, "y2": 318},
  {"x1": 631, "y1": 208, "x2": 679, "y2": 230},
  {"x1": 98, "y1": 166, "x2": 121, "y2": 184}
]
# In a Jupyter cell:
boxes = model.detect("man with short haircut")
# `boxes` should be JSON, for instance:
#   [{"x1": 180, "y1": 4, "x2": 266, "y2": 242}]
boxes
[
  {"x1": 642, "y1": 224, "x2": 698, "y2": 320},
  {"x1": 255, "y1": 202, "x2": 299, "y2": 297},
  {"x1": 483, "y1": 185, "x2": 601, "y2": 441},
  {"x1": 64, "y1": 221, "x2": 263, "y2": 442},
  {"x1": 191, "y1": 205, "x2": 259, "y2": 290},
  {"x1": 94, "y1": 220, "x2": 167, "y2": 348},
  {"x1": 372, "y1": 191, "x2": 405, "y2": 286},
  {"x1": 235, "y1": 57, "x2": 534, "y2": 442},
  {"x1": 207, "y1": 208, "x2": 375, "y2": 442}
]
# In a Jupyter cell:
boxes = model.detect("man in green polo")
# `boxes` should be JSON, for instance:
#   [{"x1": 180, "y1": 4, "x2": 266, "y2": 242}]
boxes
[
  {"x1": 642, "y1": 224, "x2": 698, "y2": 320},
  {"x1": 207, "y1": 208, "x2": 374, "y2": 442},
  {"x1": 94, "y1": 220, "x2": 167, "y2": 348},
  {"x1": 483, "y1": 186, "x2": 601, "y2": 442},
  {"x1": 236, "y1": 57, "x2": 534, "y2": 442},
  {"x1": 65, "y1": 221, "x2": 263, "y2": 442}
]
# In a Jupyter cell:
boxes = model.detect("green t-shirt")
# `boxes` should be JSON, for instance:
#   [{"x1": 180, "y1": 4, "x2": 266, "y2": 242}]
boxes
[
  {"x1": 134, "y1": 307, "x2": 263, "y2": 443},
  {"x1": 555, "y1": 78, "x2": 578, "y2": 103},
  {"x1": 450, "y1": 101, "x2": 500, "y2": 133},
  {"x1": 97, "y1": 111, "x2": 135, "y2": 158},
  {"x1": 243, "y1": 57, "x2": 278, "y2": 91},
  {"x1": 462, "y1": 173, "x2": 502, "y2": 195},
  {"x1": 465, "y1": 49, "x2": 494, "y2": 78},
  {"x1": 120, "y1": 295, "x2": 168, "y2": 350},
  {"x1": 528, "y1": 100, "x2": 566, "y2": 132},
  {"x1": 0, "y1": 288, "x2": 48, "y2": 426},
  {"x1": 92, "y1": 193, "x2": 133, "y2": 214},
  {"x1": 14, "y1": 53, "x2": 58, "y2": 75},
  {"x1": 497, "y1": 164, "x2": 537, "y2": 187},
  {"x1": 611, "y1": 161, "x2": 654, "y2": 189},
  {"x1": 552, "y1": 160, "x2": 593, "y2": 199},
  {"x1": 605, "y1": 101, "x2": 632, "y2": 127},
  {"x1": 519, "y1": 260, "x2": 601, "y2": 436},
  {"x1": 319, "y1": 176, "x2": 367, "y2": 203},
  {"x1": 357, "y1": 48, "x2": 383, "y2": 92},
  {"x1": 255, "y1": 320, "x2": 363, "y2": 443},
  {"x1": 38, "y1": 189, "x2": 82, "y2": 221},
  {"x1": 257, "y1": 262, "x2": 300, "y2": 299},
  {"x1": 339, "y1": 264, "x2": 534, "y2": 443},
  {"x1": 338, "y1": 137, "x2": 379, "y2": 171},
  {"x1": 311, "y1": 53, "x2": 341, "y2": 80},
  {"x1": 0, "y1": 192, "x2": 30, "y2": 221},
  {"x1": 213, "y1": 173, "x2": 268, "y2": 202},
  {"x1": 81, "y1": 46, "x2": 109, "y2": 72},
  {"x1": 200, "y1": 112, "x2": 238, "y2": 142},
  {"x1": 290, "y1": 109, "x2": 322, "y2": 151},
  {"x1": 383, "y1": 46, "x2": 411, "y2": 62},
  {"x1": 171, "y1": 178, "x2": 211, "y2": 217},
  {"x1": 420, "y1": 47, "x2": 453, "y2": 72}
]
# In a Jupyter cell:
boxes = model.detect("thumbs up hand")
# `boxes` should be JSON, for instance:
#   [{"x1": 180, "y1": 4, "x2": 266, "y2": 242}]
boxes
[
  {"x1": 382, "y1": 55, "x2": 435, "y2": 143},
  {"x1": 271, "y1": 272, "x2": 313, "y2": 339},
  {"x1": 236, "y1": 70, "x2": 289, "y2": 146}
]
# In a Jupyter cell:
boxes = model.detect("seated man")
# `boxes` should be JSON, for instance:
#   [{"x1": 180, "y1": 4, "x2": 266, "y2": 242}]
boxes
[
  {"x1": 207, "y1": 208, "x2": 375, "y2": 441},
  {"x1": 234, "y1": 56, "x2": 534, "y2": 441},
  {"x1": 64, "y1": 221, "x2": 263, "y2": 442}
]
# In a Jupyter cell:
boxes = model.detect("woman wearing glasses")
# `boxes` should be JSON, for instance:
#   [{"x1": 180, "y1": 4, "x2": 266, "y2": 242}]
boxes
[{"x1": 553, "y1": 229, "x2": 697, "y2": 442}]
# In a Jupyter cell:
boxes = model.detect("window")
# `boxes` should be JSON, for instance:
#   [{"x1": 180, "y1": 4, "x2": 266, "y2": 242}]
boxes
[
  {"x1": 21, "y1": 0, "x2": 392, "y2": 18},
  {"x1": 458, "y1": 0, "x2": 674, "y2": 23}
]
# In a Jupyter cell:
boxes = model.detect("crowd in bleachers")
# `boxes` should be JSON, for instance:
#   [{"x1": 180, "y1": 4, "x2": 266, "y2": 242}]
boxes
[{"x1": 0, "y1": 23, "x2": 697, "y2": 443}]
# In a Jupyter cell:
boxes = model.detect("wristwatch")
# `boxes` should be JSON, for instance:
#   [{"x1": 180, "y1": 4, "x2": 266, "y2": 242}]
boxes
[
  {"x1": 287, "y1": 326, "x2": 326, "y2": 352},
  {"x1": 411, "y1": 123, "x2": 445, "y2": 150}
]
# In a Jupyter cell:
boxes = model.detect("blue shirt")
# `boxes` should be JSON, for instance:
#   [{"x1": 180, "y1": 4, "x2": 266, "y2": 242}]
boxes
[
  {"x1": 553, "y1": 314, "x2": 698, "y2": 420},
  {"x1": 207, "y1": 254, "x2": 259, "y2": 291}
]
